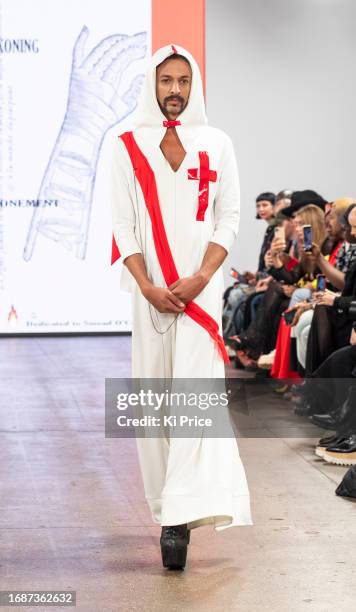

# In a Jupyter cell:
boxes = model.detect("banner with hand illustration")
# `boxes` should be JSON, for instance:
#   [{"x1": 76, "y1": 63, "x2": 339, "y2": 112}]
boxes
[{"x1": 0, "y1": 0, "x2": 150, "y2": 333}]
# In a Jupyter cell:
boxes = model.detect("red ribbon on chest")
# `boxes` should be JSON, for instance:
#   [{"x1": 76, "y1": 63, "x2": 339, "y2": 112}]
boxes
[
  {"x1": 112, "y1": 132, "x2": 229, "y2": 364},
  {"x1": 188, "y1": 151, "x2": 217, "y2": 221}
]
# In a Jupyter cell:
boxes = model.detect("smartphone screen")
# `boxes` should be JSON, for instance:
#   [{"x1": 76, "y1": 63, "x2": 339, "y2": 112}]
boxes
[
  {"x1": 274, "y1": 225, "x2": 285, "y2": 242},
  {"x1": 303, "y1": 225, "x2": 313, "y2": 251},
  {"x1": 317, "y1": 274, "x2": 326, "y2": 292},
  {"x1": 283, "y1": 308, "x2": 297, "y2": 325}
]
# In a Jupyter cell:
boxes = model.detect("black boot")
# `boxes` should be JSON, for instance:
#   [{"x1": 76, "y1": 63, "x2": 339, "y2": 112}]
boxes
[
  {"x1": 294, "y1": 387, "x2": 326, "y2": 417},
  {"x1": 294, "y1": 401, "x2": 317, "y2": 417},
  {"x1": 160, "y1": 524, "x2": 189, "y2": 569},
  {"x1": 294, "y1": 381, "x2": 329, "y2": 417},
  {"x1": 310, "y1": 395, "x2": 355, "y2": 430}
]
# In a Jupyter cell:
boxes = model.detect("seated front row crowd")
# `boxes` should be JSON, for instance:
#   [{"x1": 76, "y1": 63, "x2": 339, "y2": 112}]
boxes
[{"x1": 222, "y1": 190, "x2": 356, "y2": 478}]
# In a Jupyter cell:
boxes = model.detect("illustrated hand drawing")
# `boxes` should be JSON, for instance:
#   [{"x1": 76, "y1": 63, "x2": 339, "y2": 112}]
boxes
[{"x1": 23, "y1": 26, "x2": 147, "y2": 261}]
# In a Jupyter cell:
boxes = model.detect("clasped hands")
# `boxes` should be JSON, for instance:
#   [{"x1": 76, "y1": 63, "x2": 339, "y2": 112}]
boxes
[{"x1": 142, "y1": 272, "x2": 209, "y2": 314}]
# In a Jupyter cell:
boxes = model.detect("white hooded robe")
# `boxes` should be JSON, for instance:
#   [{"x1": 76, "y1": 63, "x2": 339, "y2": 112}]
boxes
[{"x1": 110, "y1": 44, "x2": 253, "y2": 531}]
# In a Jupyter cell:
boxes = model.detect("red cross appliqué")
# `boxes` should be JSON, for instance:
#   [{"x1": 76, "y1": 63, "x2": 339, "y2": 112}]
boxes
[{"x1": 188, "y1": 152, "x2": 217, "y2": 221}]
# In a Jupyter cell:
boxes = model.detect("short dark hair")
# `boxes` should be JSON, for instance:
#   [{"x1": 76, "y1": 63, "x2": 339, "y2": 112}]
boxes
[
  {"x1": 256, "y1": 192, "x2": 276, "y2": 205},
  {"x1": 256, "y1": 192, "x2": 275, "y2": 219}
]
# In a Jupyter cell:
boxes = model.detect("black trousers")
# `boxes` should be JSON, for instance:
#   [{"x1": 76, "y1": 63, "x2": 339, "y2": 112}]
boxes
[
  {"x1": 305, "y1": 305, "x2": 352, "y2": 377},
  {"x1": 303, "y1": 345, "x2": 356, "y2": 414}
]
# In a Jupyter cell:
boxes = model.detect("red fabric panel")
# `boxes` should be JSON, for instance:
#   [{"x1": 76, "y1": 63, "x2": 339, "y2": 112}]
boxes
[
  {"x1": 270, "y1": 317, "x2": 301, "y2": 379},
  {"x1": 111, "y1": 234, "x2": 121, "y2": 265}
]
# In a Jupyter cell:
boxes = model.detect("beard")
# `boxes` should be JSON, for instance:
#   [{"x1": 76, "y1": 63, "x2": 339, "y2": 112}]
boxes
[{"x1": 159, "y1": 94, "x2": 187, "y2": 115}]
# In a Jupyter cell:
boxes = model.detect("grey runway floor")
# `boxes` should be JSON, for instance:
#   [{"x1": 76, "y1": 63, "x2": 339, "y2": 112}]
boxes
[{"x1": 0, "y1": 335, "x2": 355, "y2": 612}]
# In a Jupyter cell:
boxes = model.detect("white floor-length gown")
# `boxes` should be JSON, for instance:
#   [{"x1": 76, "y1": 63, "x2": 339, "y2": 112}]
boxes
[{"x1": 110, "y1": 43, "x2": 253, "y2": 531}]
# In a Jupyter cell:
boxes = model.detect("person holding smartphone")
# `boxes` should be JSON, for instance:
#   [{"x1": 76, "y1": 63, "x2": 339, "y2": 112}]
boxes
[
  {"x1": 267, "y1": 205, "x2": 327, "y2": 284},
  {"x1": 304, "y1": 205, "x2": 356, "y2": 376},
  {"x1": 284, "y1": 200, "x2": 356, "y2": 374},
  {"x1": 264, "y1": 205, "x2": 329, "y2": 377}
]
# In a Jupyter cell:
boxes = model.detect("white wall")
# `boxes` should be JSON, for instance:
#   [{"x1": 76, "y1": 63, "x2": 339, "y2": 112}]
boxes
[{"x1": 206, "y1": 0, "x2": 356, "y2": 282}]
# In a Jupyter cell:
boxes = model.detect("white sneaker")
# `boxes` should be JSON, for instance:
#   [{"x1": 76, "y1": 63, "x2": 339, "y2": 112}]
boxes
[{"x1": 257, "y1": 349, "x2": 276, "y2": 370}]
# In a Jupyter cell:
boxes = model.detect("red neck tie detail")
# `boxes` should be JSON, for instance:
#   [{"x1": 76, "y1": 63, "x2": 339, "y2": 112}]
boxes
[
  {"x1": 171, "y1": 45, "x2": 178, "y2": 54},
  {"x1": 163, "y1": 120, "x2": 181, "y2": 128}
]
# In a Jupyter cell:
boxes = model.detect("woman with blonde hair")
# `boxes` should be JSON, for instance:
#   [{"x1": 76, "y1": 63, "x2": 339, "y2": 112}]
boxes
[
  {"x1": 287, "y1": 198, "x2": 356, "y2": 371},
  {"x1": 271, "y1": 199, "x2": 356, "y2": 379},
  {"x1": 268, "y1": 204, "x2": 327, "y2": 284},
  {"x1": 229, "y1": 204, "x2": 329, "y2": 363}
]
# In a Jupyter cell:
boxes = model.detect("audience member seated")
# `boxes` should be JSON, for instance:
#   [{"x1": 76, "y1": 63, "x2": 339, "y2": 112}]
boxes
[
  {"x1": 272, "y1": 198, "x2": 356, "y2": 377},
  {"x1": 223, "y1": 190, "x2": 356, "y2": 478},
  {"x1": 304, "y1": 204, "x2": 356, "y2": 375},
  {"x1": 231, "y1": 196, "x2": 329, "y2": 366},
  {"x1": 223, "y1": 190, "x2": 293, "y2": 343}
]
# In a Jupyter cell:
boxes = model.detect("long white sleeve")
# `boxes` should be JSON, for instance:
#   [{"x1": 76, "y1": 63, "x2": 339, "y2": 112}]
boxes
[
  {"x1": 110, "y1": 136, "x2": 143, "y2": 262},
  {"x1": 210, "y1": 134, "x2": 240, "y2": 254}
]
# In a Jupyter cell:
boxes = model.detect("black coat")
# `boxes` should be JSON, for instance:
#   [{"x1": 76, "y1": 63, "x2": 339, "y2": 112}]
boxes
[{"x1": 334, "y1": 261, "x2": 356, "y2": 312}]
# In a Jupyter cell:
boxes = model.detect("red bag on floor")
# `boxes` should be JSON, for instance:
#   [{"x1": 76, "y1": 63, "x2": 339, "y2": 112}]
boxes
[{"x1": 271, "y1": 317, "x2": 301, "y2": 379}]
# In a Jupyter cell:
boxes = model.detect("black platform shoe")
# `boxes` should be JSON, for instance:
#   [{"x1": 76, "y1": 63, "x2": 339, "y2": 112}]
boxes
[
  {"x1": 315, "y1": 434, "x2": 348, "y2": 458},
  {"x1": 319, "y1": 433, "x2": 343, "y2": 447},
  {"x1": 160, "y1": 524, "x2": 189, "y2": 569},
  {"x1": 322, "y1": 433, "x2": 356, "y2": 465}
]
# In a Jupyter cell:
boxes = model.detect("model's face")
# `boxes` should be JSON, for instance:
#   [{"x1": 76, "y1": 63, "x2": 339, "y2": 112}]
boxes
[
  {"x1": 156, "y1": 58, "x2": 192, "y2": 120},
  {"x1": 256, "y1": 200, "x2": 274, "y2": 220}
]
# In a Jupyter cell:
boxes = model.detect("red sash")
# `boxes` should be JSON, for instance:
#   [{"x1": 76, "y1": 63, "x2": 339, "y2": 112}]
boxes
[{"x1": 111, "y1": 132, "x2": 229, "y2": 363}]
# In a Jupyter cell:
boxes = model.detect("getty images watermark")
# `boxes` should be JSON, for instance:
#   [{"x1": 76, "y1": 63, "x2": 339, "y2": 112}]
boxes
[
  {"x1": 105, "y1": 378, "x2": 247, "y2": 438},
  {"x1": 105, "y1": 377, "x2": 349, "y2": 439}
]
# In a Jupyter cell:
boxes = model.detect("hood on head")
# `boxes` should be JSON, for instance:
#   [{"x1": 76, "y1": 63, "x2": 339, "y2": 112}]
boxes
[{"x1": 133, "y1": 43, "x2": 207, "y2": 129}]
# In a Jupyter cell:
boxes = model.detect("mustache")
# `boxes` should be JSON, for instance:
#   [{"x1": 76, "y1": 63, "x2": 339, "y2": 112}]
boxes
[{"x1": 163, "y1": 95, "x2": 185, "y2": 106}]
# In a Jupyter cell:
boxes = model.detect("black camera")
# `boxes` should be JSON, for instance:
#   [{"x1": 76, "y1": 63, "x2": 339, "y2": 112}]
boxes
[{"x1": 348, "y1": 300, "x2": 356, "y2": 330}]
